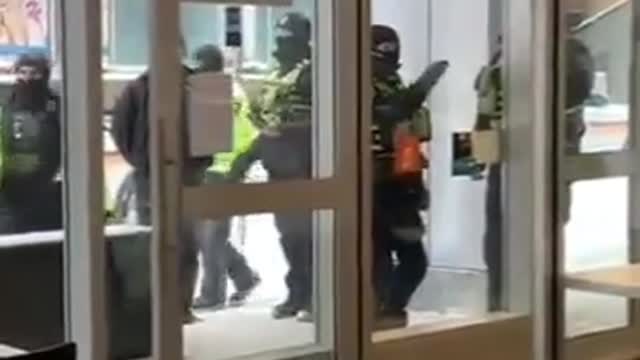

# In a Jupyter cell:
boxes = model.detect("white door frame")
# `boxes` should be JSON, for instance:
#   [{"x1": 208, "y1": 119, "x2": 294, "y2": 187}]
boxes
[
  {"x1": 62, "y1": 0, "x2": 108, "y2": 358},
  {"x1": 147, "y1": 0, "x2": 360, "y2": 358}
]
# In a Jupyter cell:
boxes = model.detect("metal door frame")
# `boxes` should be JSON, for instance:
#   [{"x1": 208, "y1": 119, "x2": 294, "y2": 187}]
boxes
[{"x1": 359, "y1": 0, "x2": 542, "y2": 359}]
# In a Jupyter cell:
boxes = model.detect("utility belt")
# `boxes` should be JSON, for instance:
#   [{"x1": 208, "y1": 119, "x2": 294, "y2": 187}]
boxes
[{"x1": 374, "y1": 171, "x2": 428, "y2": 210}]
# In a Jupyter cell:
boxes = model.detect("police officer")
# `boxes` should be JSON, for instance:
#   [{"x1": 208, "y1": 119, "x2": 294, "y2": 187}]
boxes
[
  {"x1": 474, "y1": 36, "x2": 594, "y2": 311},
  {"x1": 370, "y1": 25, "x2": 448, "y2": 329},
  {"x1": 228, "y1": 12, "x2": 313, "y2": 321},
  {"x1": 190, "y1": 44, "x2": 261, "y2": 309},
  {"x1": 0, "y1": 53, "x2": 62, "y2": 234},
  {"x1": 474, "y1": 38, "x2": 503, "y2": 312},
  {"x1": 111, "y1": 38, "x2": 207, "y2": 323}
]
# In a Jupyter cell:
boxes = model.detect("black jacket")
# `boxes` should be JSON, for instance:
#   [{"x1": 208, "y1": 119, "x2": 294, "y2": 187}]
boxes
[
  {"x1": 228, "y1": 124, "x2": 311, "y2": 181},
  {"x1": 1, "y1": 90, "x2": 61, "y2": 192},
  {"x1": 110, "y1": 68, "x2": 212, "y2": 177}
]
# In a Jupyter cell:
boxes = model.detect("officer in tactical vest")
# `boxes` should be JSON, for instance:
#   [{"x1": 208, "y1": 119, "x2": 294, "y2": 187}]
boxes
[
  {"x1": 190, "y1": 44, "x2": 261, "y2": 310},
  {"x1": 474, "y1": 36, "x2": 594, "y2": 311},
  {"x1": 0, "y1": 53, "x2": 62, "y2": 234},
  {"x1": 370, "y1": 25, "x2": 448, "y2": 329},
  {"x1": 474, "y1": 37, "x2": 503, "y2": 312},
  {"x1": 228, "y1": 12, "x2": 314, "y2": 322}
]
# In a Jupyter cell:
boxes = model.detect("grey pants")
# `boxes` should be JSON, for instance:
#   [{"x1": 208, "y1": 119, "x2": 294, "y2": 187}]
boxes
[
  {"x1": 197, "y1": 217, "x2": 255, "y2": 304},
  {"x1": 484, "y1": 165, "x2": 502, "y2": 312},
  {"x1": 128, "y1": 170, "x2": 200, "y2": 314},
  {"x1": 197, "y1": 171, "x2": 255, "y2": 304}
]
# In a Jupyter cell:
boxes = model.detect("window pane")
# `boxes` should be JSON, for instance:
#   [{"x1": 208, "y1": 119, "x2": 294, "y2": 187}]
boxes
[
  {"x1": 565, "y1": 2, "x2": 630, "y2": 154},
  {"x1": 178, "y1": 0, "x2": 329, "y2": 186},
  {"x1": 103, "y1": 0, "x2": 150, "y2": 357},
  {"x1": 183, "y1": 209, "x2": 333, "y2": 359},
  {"x1": 369, "y1": 0, "x2": 524, "y2": 336},
  {"x1": 0, "y1": 0, "x2": 64, "y2": 355},
  {"x1": 564, "y1": 177, "x2": 629, "y2": 338},
  {"x1": 104, "y1": 1, "x2": 333, "y2": 358}
]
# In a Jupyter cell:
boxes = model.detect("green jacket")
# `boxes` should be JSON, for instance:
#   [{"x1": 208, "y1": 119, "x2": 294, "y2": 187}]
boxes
[{"x1": 210, "y1": 95, "x2": 258, "y2": 174}]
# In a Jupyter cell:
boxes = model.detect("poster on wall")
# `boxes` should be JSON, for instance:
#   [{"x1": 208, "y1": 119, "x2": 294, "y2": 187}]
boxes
[
  {"x1": 0, "y1": 0, "x2": 49, "y2": 68},
  {"x1": 451, "y1": 131, "x2": 484, "y2": 179}
]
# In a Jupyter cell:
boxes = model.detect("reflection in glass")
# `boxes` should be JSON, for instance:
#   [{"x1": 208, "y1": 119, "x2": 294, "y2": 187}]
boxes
[
  {"x1": 0, "y1": 29, "x2": 65, "y2": 355},
  {"x1": 105, "y1": 1, "x2": 328, "y2": 358},
  {"x1": 564, "y1": 177, "x2": 629, "y2": 337},
  {"x1": 567, "y1": 3, "x2": 631, "y2": 153},
  {"x1": 103, "y1": 2, "x2": 151, "y2": 357},
  {"x1": 369, "y1": 0, "x2": 516, "y2": 334}
]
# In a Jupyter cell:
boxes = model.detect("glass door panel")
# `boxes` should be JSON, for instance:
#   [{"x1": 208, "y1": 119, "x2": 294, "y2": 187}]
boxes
[
  {"x1": 145, "y1": 0, "x2": 359, "y2": 358},
  {"x1": 363, "y1": 0, "x2": 536, "y2": 359},
  {"x1": 182, "y1": 209, "x2": 334, "y2": 359},
  {"x1": 556, "y1": 0, "x2": 640, "y2": 359},
  {"x1": 0, "y1": 0, "x2": 69, "y2": 356}
]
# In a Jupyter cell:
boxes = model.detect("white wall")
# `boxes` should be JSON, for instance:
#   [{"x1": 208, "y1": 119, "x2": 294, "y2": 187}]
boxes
[{"x1": 429, "y1": 0, "x2": 490, "y2": 269}]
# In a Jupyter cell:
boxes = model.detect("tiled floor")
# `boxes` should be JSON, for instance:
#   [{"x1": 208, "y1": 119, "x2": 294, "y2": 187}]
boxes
[
  {"x1": 185, "y1": 300, "x2": 314, "y2": 360},
  {"x1": 0, "y1": 344, "x2": 24, "y2": 356}
]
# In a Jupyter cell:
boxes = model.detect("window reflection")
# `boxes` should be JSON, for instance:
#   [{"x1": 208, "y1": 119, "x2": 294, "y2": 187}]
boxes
[
  {"x1": 104, "y1": 1, "x2": 329, "y2": 358},
  {"x1": 0, "y1": 52, "x2": 65, "y2": 355},
  {"x1": 567, "y1": 2, "x2": 631, "y2": 153},
  {"x1": 564, "y1": 178, "x2": 629, "y2": 337},
  {"x1": 369, "y1": 0, "x2": 511, "y2": 334}
]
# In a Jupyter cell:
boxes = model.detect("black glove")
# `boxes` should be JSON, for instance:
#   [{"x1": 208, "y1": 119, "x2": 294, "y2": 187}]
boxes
[{"x1": 405, "y1": 60, "x2": 450, "y2": 110}]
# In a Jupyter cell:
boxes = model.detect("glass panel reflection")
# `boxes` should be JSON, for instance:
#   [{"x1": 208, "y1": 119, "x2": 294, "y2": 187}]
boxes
[
  {"x1": 180, "y1": 2, "x2": 321, "y2": 185},
  {"x1": 565, "y1": 2, "x2": 631, "y2": 154},
  {"x1": 370, "y1": 0, "x2": 513, "y2": 334},
  {"x1": 104, "y1": 1, "x2": 327, "y2": 358},
  {"x1": 0, "y1": 1, "x2": 65, "y2": 353},
  {"x1": 103, "y1": 1, "x2": 151, "y2": 358},
  {"x1": 564, "y1": 177, "x2": 629, "y2": 338}
]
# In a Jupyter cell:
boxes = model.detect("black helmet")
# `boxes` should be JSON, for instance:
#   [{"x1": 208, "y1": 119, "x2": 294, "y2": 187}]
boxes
[
  {"x1": 194, "y1": 44, "x2": 224, "y2": 72},
  {"x1": 276, "y1": 12, "x2": 311, "y2": 44},
  {"x1": 14, "y1": 53, "x2": 51, "y2": 82},
  {"x1": 371, "y1": 25, "x2": 400, "y2": 66},
  {"x1": 565, "y1": 37, "x2": 595, "y2": 109},
  {"x1": 273, "y1": 12, "x2": 311, "y2": 71}
]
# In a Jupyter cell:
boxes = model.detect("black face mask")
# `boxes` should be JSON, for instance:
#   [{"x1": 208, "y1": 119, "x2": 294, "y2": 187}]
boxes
[
  {"x1": 372, "y1": 58, "x2": 400, "y2": 80},
  {"x1": 12, "y1": 79, "x2": 49, "y2": 110},
  {"x1": 273, "y1": 36, "x2": 308, "y2": 72}
]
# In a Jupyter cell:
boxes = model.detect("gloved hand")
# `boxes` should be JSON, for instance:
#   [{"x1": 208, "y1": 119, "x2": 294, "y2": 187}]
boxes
[{"x1": 405, "y1": 60, "x2": 450, "y2": 109}]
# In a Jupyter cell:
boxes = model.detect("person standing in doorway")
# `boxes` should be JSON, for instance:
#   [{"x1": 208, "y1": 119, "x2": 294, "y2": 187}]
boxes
[
  {"x1": 228, "y1": 12, "x2": 314, "y2": 322},
  {"x1": 190, "y1": 44, "x2": 261, "y2": 310},
  {"x1": 369, "y1": 24, "x2": 448, "y2": 329},
  {"x1": 0, "y1": 53, "x2": 61, "y2": 234}
]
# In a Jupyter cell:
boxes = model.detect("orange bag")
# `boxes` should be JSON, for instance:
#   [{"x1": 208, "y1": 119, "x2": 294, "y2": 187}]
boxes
[{"x1": 393, "y1": 132, "x2": 424, "y2": 176}]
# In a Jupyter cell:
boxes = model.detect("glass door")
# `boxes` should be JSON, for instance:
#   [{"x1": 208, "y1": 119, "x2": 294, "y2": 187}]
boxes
[
  {"x1": 360, "y1": 0, "x2": 540, "y2": 359},
  {"x1": 146, "y1": 0, "x2": 359, "y2": 359},
  {"x1": 555, "y1": 0, "x2": 640, "y2": 359}
]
